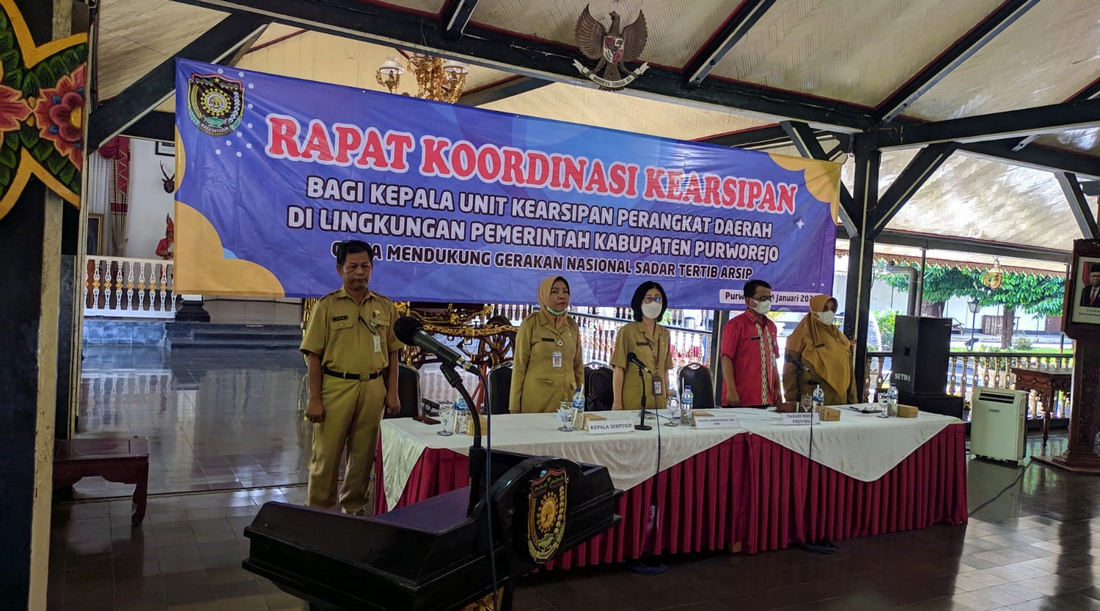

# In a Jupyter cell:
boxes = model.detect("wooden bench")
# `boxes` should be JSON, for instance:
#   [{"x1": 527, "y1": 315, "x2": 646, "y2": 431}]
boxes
[{"x1": 53, "y1": 437, "x2": 149, "y2": 524}]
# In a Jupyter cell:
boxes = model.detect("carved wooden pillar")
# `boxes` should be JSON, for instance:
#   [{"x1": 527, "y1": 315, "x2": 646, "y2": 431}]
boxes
[{"x1": 1036, "y1": 239, "x2": 1100, "y2": 472}]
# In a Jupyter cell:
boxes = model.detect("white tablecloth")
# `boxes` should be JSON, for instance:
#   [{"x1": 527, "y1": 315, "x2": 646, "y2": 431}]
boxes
[
  {"x1": 380, "y1": 411, "x2": 741, "y2": 511},
  {"x1": 733, "y1": 405, "x2": 961, "y2": 482},
  {"x1": 379, "y1": 406, "x2": 962, "y2": 511}
]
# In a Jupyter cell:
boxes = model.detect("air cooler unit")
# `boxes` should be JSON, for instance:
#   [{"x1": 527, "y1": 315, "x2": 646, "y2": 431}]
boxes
[{"x1": 970, "y1": 386, "x2": 1028, "y2": 465}]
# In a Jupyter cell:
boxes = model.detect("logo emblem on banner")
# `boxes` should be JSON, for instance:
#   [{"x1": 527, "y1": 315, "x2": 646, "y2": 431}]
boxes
[
  {"x1": 527, "y1": 468, "x2": 568, "y2": 563},
  {"x1": 187, "y1": 74, "x2": 245, "y2": 136},
  {"x1": 574, "y1": 5, "x2": 649, "y2": 90}
]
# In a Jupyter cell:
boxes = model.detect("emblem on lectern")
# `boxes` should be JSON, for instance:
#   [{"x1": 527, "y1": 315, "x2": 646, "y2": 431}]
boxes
[{"x1": 527, "y1": 468, "x2": 568, "y2": 563}]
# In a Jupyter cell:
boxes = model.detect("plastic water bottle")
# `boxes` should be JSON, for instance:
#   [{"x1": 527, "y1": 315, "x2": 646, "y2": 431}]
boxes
[
  {"x1": 887, "y1": 384, "x2": 899, "y2": 418},
  {"x1": 454, "y1": 393, "x2": 469, "y2": 434},
  {"x1": 681, "y1": 385, "x2": 694, "y2": 426},
  {"x1": 572, "y1": 385, "x2": 585, "y2": 415},
  {"x1": 812, "y1": 385, "x2": 825, "y2": 415}
]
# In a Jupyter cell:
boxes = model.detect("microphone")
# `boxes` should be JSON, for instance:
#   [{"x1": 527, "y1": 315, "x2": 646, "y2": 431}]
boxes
[
  {"x1": 785, "y1": 353, "x2": 805, "y2": 369},
  {"x1": 627, "y1": 352, "x2": 653, "y2": 431},
  {"x1": 626, "y1": 352, "x2": 651, "y2": 374},
  {"x1": 394, "y1": 317, "x2": 478, "y2": 374}
]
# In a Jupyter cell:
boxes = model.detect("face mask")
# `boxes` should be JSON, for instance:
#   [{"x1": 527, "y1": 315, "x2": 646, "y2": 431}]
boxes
[
  {"x1": 545, "y1": 306, "x2": 566, "y2": 316},
  {"x1": 816, "y1": 311, "x2": 836, "y2": 325},
  {"x1": 641, "y1": 302, "x2": 663, "y2": 319},
  {"x1": 752, "y1": 300, "x2": 771, "y2": 315}
]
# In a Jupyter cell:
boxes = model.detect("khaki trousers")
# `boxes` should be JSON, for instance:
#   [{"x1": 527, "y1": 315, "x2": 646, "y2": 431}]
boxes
[{"x1": 306, "y1": 375, "x2": 385, "y2": 514}]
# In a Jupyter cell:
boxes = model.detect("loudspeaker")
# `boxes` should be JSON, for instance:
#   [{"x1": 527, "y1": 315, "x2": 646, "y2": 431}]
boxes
[
  {"x1": 891, "y1": 316, "x2": 952, "y2": 395},
  {"x1": 898, "y1": 390, "x2": 964, "y2": 420}
]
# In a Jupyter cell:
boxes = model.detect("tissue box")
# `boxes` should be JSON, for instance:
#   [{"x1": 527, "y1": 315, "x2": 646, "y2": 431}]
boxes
[
  {"x1": 464, "y1": 414, "x2": 489, "y2": 435},
  {"x1": 579, "y1": 413, "x2": 606, "y2": 430},
  {"x1": 896, "y1": 404, "x2": 919, "y2": 418},
  {"x1": 821, "y1": 407, "x2": 841, "y2": 421}
]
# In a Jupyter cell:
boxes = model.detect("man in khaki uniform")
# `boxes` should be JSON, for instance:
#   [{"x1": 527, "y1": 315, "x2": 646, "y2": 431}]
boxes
[{"x1": 301, "y1": 240, "x2": 402, "y2": 514}]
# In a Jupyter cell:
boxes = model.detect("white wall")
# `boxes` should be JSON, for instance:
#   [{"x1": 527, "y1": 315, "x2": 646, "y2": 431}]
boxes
[{"x1": 124, "y1": 138, "x2": 175, "y2": 259}]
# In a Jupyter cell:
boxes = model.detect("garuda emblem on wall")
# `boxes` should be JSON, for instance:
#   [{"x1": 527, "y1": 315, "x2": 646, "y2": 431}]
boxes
[{"x1": 573, "y1": 5, "x2": 649, "y2": 90}]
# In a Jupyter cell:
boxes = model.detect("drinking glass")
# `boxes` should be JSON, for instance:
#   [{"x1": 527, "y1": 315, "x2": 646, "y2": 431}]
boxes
[
  {"x1": 877, "y1": 393, "x2": 890, "y2": 418},
  {"x1": 665, "y1": 397, "x2": 680, "y2": 427},
  {"x1": 437, "y1": 401, "x2": 454, "y2": 436},
  {"x1": 558, "y1": 401, "x2": 575, "y2": 432}
]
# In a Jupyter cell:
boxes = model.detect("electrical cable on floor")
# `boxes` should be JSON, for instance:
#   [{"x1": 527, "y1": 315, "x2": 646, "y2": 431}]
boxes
[{"x1": 968, "y1": 460, "x2": 1032, "y2": 518}]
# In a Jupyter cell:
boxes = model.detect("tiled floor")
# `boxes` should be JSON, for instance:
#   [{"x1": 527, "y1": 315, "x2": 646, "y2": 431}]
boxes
[
  {"x1": 76, "y1": 346, "x2": 475, "y2": 497},
  {"x1": 54, "y1": 346, "x2": 1100, "y2": 610},
  {"x1": 48, "y1": 433, "x2": 1100, "y2": 611},
  {"x1": 77, "y1": 347, "x2": 312, "y2": 496}
]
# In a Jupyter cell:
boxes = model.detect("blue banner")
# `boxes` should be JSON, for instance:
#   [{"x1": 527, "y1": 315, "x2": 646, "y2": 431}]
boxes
[{"x1": 174, "y1": 59, "x2": 840, "y2": 308}]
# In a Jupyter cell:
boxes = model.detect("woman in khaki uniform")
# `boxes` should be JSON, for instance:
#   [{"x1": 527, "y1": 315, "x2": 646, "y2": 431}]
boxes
[
  {"x1": 782, "y1": 294, "x2": 858, "y2": 406},
  {"x1": 611, "y1": 281, "x2": 674, "y2": 411},
  {"x1": 509, "y1": 276, "x2": 584, "y2": 413}
]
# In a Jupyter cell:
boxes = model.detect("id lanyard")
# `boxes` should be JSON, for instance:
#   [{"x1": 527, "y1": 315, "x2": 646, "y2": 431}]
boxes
[{"x1": 649, "y1": 331, "x2": 664, "y2": 396}]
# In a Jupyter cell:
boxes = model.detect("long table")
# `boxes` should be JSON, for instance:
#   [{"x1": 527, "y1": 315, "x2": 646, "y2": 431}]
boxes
[{"x1": 376, "y1": 408, "x2": 967, "y2": 565}]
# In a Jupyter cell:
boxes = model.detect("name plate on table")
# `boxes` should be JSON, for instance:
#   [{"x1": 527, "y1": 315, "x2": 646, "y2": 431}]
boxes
[
  {"x1": 587, "y1": 420, "x2": 636, "y2": 435},
  {"x1": 781, "y1": 412, "x2": 821, "y2": 426},
  {"x1": 694, "y1": 414, "x2": 739, "y2": 429}
]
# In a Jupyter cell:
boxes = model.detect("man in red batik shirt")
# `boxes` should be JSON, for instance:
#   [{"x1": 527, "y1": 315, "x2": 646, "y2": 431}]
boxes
[{"x1": 720, "y1": 279, "x2": 781, "y2": 408}]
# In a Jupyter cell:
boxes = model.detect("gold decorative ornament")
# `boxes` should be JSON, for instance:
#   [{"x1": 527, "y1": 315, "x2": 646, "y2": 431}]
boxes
[
  {"x1": 375, "y1": 54, "x2": 469, "y2": 103},
  {"x1": 981, "y1": 258, "x2": 1004, "y2": 289},
  {"x1": 396, "y1": 302, "x2": 517, "y2": 369}
]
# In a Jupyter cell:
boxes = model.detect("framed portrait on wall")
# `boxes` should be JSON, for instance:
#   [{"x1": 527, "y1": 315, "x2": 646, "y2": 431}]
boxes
[
  {"x1": 1063, "y1": 239, "x2": 1100, "y2": 339},
  {"x1": 87, "y1": 213, "x2": 104, "y2": 255}
]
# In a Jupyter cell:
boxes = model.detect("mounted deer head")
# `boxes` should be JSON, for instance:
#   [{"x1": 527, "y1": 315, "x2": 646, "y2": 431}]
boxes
[{"x1": 160, "y1": 162, "x2": 176, "y2": 193}]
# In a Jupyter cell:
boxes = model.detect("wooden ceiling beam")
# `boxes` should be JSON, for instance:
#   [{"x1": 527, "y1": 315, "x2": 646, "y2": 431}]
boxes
[
  {"x1": 871, "y1": 142, "x2": 956, "y2": 235},
  {"x1": 875, "y1": 98, "x2": 1100, "y2": 149},
  {"x1": 167, "y1": 0, "x2": 876, "y2": 131},
  {"x1": 87, "y1": 13, "x2": 271, "y2": 152},
  {"x1": 1055, "y1": 172, "x2": 1100, "y2": 239},
  {"x1": 877, "y1": 0, "x2": 1041, "y2": 124},
  {"x1": 441, "y1": 0, "x2": 479, "y2": 41},
  {"x1": 1011, "y1": 77, "x2": 1100, "y2": 152},
  {"x1": 683, "y1": 0, "x2": 777, "y2": 88},
  {"x1": 696, "y1": 125, "x2": 790, "y2": 149},
  {"x1": 118, "y1": 111, "x2": 175, "y2": 142},
  {"x1": 779, "y1": 121, "x2": 860, "y2": 238},
  {"x1": 456, "y1": 76, "x2": 549, "y2": 107}
]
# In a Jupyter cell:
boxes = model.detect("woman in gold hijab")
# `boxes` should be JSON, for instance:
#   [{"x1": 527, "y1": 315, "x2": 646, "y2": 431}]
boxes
[
  {"x1": 783, "y1": 295, "x2": 858, "y2": 405},
  {"x1": 509, "y1": 276, "x2": 585, "y2": 413}
]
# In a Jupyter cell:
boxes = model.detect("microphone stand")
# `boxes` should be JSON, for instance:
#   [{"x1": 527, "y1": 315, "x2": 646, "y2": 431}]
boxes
[
  {"x1": 437, "y1": 362, "x2": 484, "y2": 515},
  {"x1": 785, "y1": 354, "x2": 838, "y2": 555},
  {"x1": 634, "y1": 364, "x2": 651, "y2": 431}
]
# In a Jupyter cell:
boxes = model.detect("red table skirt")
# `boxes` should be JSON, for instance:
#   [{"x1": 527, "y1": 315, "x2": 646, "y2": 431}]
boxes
[
  {"x1": 376, "y1": 424, "x2": 967, "y2": 566},
  {"x1": 376, "y1": 435, "x2": 750, "y2": 569},
  {"x1": 744, "y1": 423, "x2": 968, "y2": 554}
]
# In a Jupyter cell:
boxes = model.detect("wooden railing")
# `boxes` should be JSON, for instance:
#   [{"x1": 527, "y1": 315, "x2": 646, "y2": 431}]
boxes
[
  {"x1": 572, "y1": 311, "x2": 713, "y2": 370},
  {"x1": 866, "y1": 351, "x2": 1074, "y2": 418},
  {"x1": 84, "y1": 256, "x2": 175, "y2": 318}
]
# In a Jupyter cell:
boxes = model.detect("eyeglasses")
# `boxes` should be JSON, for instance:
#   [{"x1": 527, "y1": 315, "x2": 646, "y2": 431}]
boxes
[
  {"x1": 643, "y1": 296, "x2": 662, "y2": 304},
  {"x1": 752, "y1": 295, "x2": 773, "y2": 302}
]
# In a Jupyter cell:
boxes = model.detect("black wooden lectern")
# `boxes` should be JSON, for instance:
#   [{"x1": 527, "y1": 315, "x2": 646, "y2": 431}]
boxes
[{"x1": 242, "y1": 450, "x2": 622, "y2": 611}]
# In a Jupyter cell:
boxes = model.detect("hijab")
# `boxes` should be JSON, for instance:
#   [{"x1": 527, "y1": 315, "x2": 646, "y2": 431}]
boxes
[
  {"x1": 787, "y1": 294, "x2": 851, "y2": 394},
  {"x1": 537, "y1": 276, "x2": 570, "y2": 328}
]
